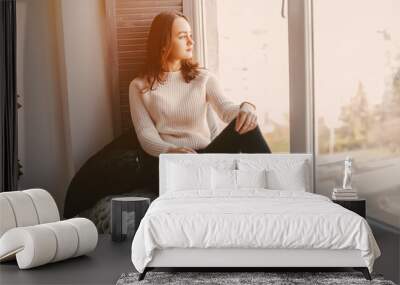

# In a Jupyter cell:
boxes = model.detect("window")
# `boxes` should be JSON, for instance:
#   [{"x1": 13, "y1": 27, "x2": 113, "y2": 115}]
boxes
[
  {"x1": 314, "y1": 0, "x2": 400, "y2": 228},
  {"x1": 208, "y1": 0, "x2": 290, "y2": 153}
]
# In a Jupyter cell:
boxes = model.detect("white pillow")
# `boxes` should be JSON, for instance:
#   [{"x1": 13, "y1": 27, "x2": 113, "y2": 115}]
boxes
[
  {"x1": 167, "y1": 162, "x2": 212, "y2": 191},
  {"x1": 211, "y1": 168, "x2": 237, "y2": 190},
  {"x1": 266, "y1": 163, "x2": 307, "y2": 191},
  {"x1": 237, "y1": 159, "x2": 309, "y2": 191},
  {"x1": 236, "y1": 169, "x2": 268, "y2": 188}
]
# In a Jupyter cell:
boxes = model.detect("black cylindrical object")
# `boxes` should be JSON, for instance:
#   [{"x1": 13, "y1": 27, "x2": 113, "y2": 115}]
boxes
[{"x1": 111, "y1": 197, "x2": 150, "y2": 242}]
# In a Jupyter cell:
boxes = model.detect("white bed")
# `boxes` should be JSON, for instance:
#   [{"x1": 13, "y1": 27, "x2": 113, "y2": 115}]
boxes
[{"x1": 131, "y1": 154, "x2": 381, "y2": 281}]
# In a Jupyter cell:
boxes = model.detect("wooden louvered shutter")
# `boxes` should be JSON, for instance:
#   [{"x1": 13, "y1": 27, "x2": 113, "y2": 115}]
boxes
[{"x1": 107, "y1": 0, "x2": 183, "y2": 134}]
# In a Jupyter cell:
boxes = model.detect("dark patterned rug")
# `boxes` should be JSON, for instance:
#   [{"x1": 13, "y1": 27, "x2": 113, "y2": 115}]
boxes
[{"x1": 116, "y1": 271, "x2": 396, "y2": 285}]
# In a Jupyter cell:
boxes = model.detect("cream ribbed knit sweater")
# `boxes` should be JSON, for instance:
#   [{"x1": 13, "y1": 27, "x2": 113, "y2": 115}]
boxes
[{"x1": 129, "y1": 69, "x2": 242, "y2": 157}]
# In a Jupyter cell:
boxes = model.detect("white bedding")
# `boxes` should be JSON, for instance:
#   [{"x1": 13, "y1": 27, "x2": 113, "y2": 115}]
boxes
[{"x1": 131, "y1": 189, "x2": 381, "y2": 273}]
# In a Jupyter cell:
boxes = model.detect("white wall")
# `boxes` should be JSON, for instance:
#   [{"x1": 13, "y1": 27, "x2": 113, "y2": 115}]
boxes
[{"x1": 16, "y1": 0, "x2": 115, "y2": 212}]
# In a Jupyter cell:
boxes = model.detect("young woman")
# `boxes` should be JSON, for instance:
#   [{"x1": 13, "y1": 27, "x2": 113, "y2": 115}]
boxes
[{"x1": 129, "y1": 11, "x2": 271, "y2": 189}]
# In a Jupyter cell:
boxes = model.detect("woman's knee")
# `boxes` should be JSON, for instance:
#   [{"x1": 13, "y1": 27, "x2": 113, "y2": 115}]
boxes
[{"x1": 230, "y1": 117, "x2": 262, "y2": 137}]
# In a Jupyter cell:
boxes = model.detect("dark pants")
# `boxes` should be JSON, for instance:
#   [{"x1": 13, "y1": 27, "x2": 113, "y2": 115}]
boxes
[{"x1": 139, "y1": 117, "x2": 272, "y2": 191}]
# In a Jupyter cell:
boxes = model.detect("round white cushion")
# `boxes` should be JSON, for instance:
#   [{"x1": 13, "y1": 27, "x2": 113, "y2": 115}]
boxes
[
  {"x1": 0, "y1": 191, "x2": 39, "y2": 228},
  {"x1": 24, "y1": 188, "x2": 60, "y2": 223},
  {"x1": 64, "y1": 218, "x2": 98, "y2": 257},
  {"x1": 0, "y1": 196, "x2": 17, "y2": 237}
]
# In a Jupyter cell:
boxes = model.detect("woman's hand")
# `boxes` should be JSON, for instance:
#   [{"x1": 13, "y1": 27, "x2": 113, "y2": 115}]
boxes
[
  {"x1": 166, "y1": 147, "x2": 197, "y2": 154},
  {"x1": 235, "y1": 102, "x2": 258, "y2": 135}
]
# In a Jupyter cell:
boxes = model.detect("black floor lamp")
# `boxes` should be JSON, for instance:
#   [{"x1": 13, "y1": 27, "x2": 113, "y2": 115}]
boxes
[{"x1": 0, "y1": 0, "x2": 18, "y2": 192}]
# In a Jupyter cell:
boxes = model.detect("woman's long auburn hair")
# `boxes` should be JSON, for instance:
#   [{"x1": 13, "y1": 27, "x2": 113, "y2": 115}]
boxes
[{"x1": 137, "y1": 11, "x2": 202, "y2": 92}]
